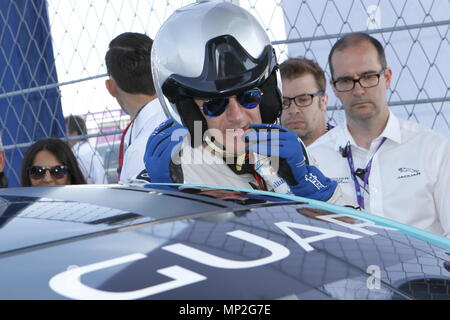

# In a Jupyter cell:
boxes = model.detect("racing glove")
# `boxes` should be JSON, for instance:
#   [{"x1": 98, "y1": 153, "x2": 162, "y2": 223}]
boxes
[
  {"x1": 245, "y1": 123, "x2": 337, "y2": 201},
  {"x1": 144, "y1": 119, "x2": 188, "y2": 183}
]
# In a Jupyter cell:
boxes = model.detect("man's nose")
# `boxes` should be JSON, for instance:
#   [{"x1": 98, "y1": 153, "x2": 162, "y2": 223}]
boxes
[
  {"x1": 352, "y1": 80, "x2": 366, "y2": 96},
  {"x1": 287, "y1": 101, "x2": 301, "y2": 114},
  {"x1": 225, "y1": 97, "x2": 246, "y2": 121}
]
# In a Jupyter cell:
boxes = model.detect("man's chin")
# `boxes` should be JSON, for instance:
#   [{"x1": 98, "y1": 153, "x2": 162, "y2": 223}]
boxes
[
  {"x1": 350, "y1": 106, "x2": 378, "y2": 120},
  {"x1": 284, "y1": 122, "x2": 306, "y2": 131},
  {"x1": 286, "y1": 126, "x2": 307, "y2": 138}
]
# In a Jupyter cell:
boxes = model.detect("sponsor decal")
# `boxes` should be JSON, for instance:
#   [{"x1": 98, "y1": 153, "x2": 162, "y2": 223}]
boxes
[{"x1": 305, "y1": 173, "x2": 326, "y2": 190}]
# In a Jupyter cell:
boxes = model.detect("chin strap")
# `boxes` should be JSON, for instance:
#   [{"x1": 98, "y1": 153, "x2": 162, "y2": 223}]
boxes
[
  {"x1": 204, "y1": 135, "x2": 247, "y2": 171},
  {"x1": 203, "y1": 135, "x2": 266, "y2": 190}
]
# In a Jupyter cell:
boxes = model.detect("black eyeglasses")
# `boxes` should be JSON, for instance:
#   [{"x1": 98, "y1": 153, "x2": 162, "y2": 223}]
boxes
[
  {"x1": 332, "y1": 69, "x2": 386, "y2": 92},
  {"x1": 202, "y1": 88, "x2": 263, "y2": 117},
  {"x1": 282, "y1": 91, "x2": 324, "y2": 110},
  {"x1": 28, "y1": 165, "x2": 69, "y2": 180}
]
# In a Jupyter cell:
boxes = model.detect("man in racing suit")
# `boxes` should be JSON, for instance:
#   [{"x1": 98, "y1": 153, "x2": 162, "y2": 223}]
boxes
[{"x1": 143, "y1": 1, "x2": 353, "y2": 206}]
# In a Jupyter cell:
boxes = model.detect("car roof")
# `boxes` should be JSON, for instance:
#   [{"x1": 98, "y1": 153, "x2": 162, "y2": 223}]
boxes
[{"x1": 0, "y1": 184, "x2": 448, "y2": 300}]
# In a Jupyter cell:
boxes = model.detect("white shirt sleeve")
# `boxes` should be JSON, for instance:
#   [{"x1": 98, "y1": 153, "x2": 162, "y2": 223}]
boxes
[{"x1": 434, "y1": 140, "x2": 450, "y2": 238}]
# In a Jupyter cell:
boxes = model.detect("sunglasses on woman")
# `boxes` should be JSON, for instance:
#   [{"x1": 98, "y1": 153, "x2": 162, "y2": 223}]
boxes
[
  {"x1": 202, "y1": 88, "x2": 263, "y2": 117},
  {"x1": 28, "y1": 165, "x2": 69, "y2": 180}
]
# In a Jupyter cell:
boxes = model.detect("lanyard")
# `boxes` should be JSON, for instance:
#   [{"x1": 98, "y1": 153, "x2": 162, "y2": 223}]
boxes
[
  {"x1": 117, "y1": 120, "x2": 133, "y2": 178},
  {"x1": 345, "y1": 137, "x2": 386, "y2": 209},
  {"x1": 326, "y1": 122, "x2": 334, "y2": 132}
]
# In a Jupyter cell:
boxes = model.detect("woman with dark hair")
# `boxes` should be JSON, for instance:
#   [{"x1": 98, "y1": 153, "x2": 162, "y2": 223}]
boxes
[{"x1": 21, "y1": 138, "x2": 86, "y2": 187}]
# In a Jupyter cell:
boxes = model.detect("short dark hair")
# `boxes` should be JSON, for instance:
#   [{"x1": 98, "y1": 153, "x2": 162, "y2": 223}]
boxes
[
  {"x1": 105, "y1": 32, "x2": 155, "y2": 96},
  {"x1": 328, "y1": 32, "x2": 387, "y2": 79},
  {"x1": 280, "y1": 57, "x2": 326, "y2": 92},
  {"x1": 20, "y1": 138, "x2": 87, "y2": 187},
  {"x1": 65, "y1": 115, "x2": 87, "y2": 136}
]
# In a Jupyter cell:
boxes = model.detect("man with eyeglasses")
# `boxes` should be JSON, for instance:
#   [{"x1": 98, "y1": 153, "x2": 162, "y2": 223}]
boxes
[
  {"x1": 142, "y1": 2, "x2": 352, "y2": 205},
  {"x1": 308, "y1": 32, "x2": 450, "y2": 237},
  {"x1": 280, "y1": 57, "x2": 333, "y2": 146}
]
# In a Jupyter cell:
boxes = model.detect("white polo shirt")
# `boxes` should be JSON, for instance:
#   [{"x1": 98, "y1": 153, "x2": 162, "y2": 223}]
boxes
[
  {"x1": 119, "y1": 98, "x2": 167, "y2": 184},
  {"x1": 72, "y1": 141, "x2": 108, "y2": 184},
  {"x1": 308, "y1": 111, "x2": 450, "y2": 237}
]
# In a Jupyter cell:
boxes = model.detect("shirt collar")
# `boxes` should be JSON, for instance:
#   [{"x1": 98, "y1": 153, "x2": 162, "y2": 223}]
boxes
[
  {"x1": 333, "y1": 125, "x2": 356, "y2": 153},
  {"x1": 333, "y1": 110, "x2": 402, "y2": 152},
  {"x1": 380, "y1": 111, "x2": 402, "y2": 144}
]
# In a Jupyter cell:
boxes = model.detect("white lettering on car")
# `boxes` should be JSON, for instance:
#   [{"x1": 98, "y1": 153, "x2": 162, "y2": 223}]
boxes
[
  {"x1": 275, "y1": 221, "x2": 362, "y2": 252},
  {"x1": 49, "y1": 253, "x2": 206, "y2": 300},
  {"x1": 49, "y1": 216, "x2": 390, "y2": 299},
  {"x1": 366, "y1": 265, "x2": 382, "y2": 289},
  {"x1": 162, "y1": 230, "x2": 290, "y2": 269},
  {"x1": 314, "y1": 214, "x2": 397, "y2": 235}
]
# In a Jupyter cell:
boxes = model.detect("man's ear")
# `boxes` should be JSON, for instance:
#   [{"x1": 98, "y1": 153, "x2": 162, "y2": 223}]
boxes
[
  {"x1": 319, "y1": 92, "x2": 328, "y2": 112},
  {"x1": 329, "y1": 79, "x2": 337, "y2": 96},
  {"x1": 384, "y1": 67, "x2": 393, "y2": 90},
  {"x1": 105, "y1": 78, "x2": 118, "y2": 97},
  {"x1": 0, "y1": 151, "x2": 5, "y2": 172}
]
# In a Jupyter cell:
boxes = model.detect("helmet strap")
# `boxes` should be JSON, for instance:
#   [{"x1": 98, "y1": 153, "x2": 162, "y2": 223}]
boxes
[{"x1": 204, "y1": 135, "x2": 247, "y2": 172}]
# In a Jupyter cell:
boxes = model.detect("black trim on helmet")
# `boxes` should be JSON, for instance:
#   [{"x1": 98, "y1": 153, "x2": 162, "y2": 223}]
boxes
[
  {"x1": 175, "y1": 97, "x2": 208, "y2": 147},
  {"x1": 258, "y1": 69, "x2": 282, "y2": 124},
  {"x1": 162, "y1": 35, "x2": 276, "y2": 100}
]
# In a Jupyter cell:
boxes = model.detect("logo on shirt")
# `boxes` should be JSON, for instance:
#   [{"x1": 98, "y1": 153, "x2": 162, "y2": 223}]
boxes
[
  {"x1": 333, "y1": 177, "x2": 350, "y2": 184},
  {"x1": 397, "y1": 167, "x2": 421, "y2": 179}
]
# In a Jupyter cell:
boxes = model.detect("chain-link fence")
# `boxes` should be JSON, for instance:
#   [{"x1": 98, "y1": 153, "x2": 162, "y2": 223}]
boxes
[{"x1": 0, "y1": 0, "x2": 449, "y2": 186}]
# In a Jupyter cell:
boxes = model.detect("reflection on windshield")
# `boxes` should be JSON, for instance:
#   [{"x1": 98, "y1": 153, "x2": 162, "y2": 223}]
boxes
[
  {"x1": 195, "y1": 190, "x2": 249, "y2": 201},
  {"x1": 296, "y1": 207, "x2": 357, "y2": 224},
  {"x1": 146, "y1": 184, "x2": 304, "y2": 205},
  {"x1": 178, "y1": 187, "x2": 268, "y2": 205}
]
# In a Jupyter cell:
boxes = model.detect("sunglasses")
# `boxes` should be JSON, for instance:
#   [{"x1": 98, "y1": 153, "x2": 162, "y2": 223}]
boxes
[
  {"x1": 28, "y1": 165, "x2": 69, "y2": 180},
  {"x1": 202, "y1": 88, "x2": 263, "y2": 117}
]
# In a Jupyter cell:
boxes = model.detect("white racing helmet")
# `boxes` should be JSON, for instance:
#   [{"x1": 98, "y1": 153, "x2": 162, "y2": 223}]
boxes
[{"x1": 151, "y1": 1, "x2": 282, "y2": 140}]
